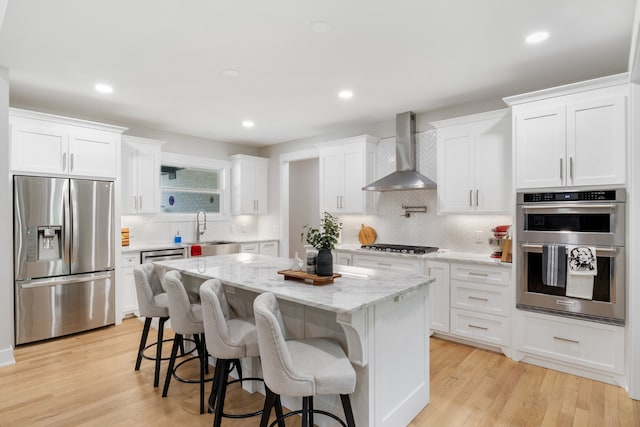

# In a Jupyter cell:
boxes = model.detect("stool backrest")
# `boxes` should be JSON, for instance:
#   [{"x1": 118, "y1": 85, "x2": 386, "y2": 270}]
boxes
[
  {"x1": 163, "y1": 270, "x2": 202, "y2": 335},
  {"x1": 200, "y1": 279, "x2": 238, "y2": 358},
  {"x1": 253, "y1": 292, "x2": 314, "y2": 396},
  {"x1": 133, "y1": 264, "x2": 165, "y2": 317}
]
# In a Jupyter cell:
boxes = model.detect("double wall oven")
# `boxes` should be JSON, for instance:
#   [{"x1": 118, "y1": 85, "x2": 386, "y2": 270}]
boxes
[{"x1": 516, "y1": 189, "x2": 625, "y2": 325}]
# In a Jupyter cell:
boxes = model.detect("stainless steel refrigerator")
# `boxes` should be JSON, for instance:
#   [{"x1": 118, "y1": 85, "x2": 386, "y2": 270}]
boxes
[{"x1": 14, "y1": 175, "x2": 115, "y2": 345}]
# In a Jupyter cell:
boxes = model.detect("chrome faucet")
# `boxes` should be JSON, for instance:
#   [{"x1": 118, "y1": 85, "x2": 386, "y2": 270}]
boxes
[{"x1": 196, "y1": 210, "x2": 207, "y2": 242}]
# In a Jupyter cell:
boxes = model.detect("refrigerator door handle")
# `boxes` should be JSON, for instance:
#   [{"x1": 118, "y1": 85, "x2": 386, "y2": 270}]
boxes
[
  {"x1": 63, "y1": 180, "x2": 71, "y2": 265},
  {"x1": 70, "y1": 181, "x2": 79, "y2": 266},
  {"x1": 19, "y1": 272, "x2": 113, "y2": 289}
]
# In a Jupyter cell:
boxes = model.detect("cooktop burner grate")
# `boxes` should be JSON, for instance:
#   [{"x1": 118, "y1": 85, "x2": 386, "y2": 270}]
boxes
[{"x1": 360, "y1": 243, "x2": 439, "y2": 254}]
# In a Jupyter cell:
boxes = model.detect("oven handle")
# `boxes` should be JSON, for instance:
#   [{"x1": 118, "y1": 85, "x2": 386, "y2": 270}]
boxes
[
  {"x1": 521, "y1": 203, "x2": 617, "y2": 211},
  {"x1": 520, "y1": 243, "x2": 618, "y2": 256}
]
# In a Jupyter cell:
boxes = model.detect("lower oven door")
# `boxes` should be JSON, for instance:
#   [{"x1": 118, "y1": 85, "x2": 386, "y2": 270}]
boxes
[{"x1": 517, "y1": 243, "x2": 625, "y2": 325}]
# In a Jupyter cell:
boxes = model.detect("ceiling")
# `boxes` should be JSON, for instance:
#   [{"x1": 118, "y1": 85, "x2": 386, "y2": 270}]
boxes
[{"x1": 0, "y1": 0, "x2": 636, "y2": 147}]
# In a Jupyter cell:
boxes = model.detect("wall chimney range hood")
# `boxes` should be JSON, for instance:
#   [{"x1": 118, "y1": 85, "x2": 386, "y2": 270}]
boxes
[{"x1": 362, "y1": 111, "x2": 437, "y2": 191}]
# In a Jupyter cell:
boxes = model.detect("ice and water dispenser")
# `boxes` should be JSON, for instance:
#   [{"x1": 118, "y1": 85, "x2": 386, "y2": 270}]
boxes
[{"x1": 25, "y1": 225, "x2": 63, "y2": 261}]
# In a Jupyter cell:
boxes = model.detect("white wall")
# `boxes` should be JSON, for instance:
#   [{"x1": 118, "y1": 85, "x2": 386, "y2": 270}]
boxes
[
  {"x1": 628, "y1": 83, "x2": 639, "y2": 400},
  {"x1": 0, "y1": 66, "x2": 14, "y2": 366},
  {"x1": 289, "y1": 158, "x2": 319, "y2": 258}
]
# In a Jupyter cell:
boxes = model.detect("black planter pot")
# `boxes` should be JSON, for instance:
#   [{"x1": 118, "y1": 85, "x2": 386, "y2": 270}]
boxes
[{"x1": 316, "y1": 249, "x2": 333, "y2": 277}]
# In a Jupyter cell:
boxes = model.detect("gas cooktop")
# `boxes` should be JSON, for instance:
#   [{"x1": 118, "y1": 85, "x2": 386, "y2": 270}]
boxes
[{"x1": 360, "y1": 244, "x2": 439, "y2": 255}]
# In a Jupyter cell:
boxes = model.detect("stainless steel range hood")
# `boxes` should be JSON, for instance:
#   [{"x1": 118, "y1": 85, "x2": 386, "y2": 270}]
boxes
[{"x1": 362, "y1": 111, "x2": 437, "y2": 191}]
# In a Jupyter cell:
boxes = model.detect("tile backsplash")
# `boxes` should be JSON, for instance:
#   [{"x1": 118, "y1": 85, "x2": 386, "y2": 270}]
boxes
[{"x1": 337, "y1": 130, "x2": 512, "y2": 254}]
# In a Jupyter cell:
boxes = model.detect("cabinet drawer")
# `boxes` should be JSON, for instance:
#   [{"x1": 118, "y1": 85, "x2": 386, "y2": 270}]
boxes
[
  {"x1": 450, "y1": 309, "x2": 509, "y2": 346},
  {"x1": 517, "y1": 311, "x2": 624, "y2": 374},
  {"x1": 352, "y1": 253, "x2": 423, "y2": 273},
  {"x1": 240, "y1": 243, "x2": 259, "y2": 254},
  {"x1": 259, "y1": 241, "x2": 278, "y2": 257},
  {"x1": 122, "y1": 253, "x2": 140, "y2": 268},
  {"x1": 450, "y1": 280, "x2": 509, "y2": 316},
  {"x1": 450, "y1": 263, "x2": 509, "y2": 285}
]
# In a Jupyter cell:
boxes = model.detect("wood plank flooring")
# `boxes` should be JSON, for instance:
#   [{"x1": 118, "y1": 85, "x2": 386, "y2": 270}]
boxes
[{"x1": 0, "y1": 318, "x2": 638, "y2": 426}]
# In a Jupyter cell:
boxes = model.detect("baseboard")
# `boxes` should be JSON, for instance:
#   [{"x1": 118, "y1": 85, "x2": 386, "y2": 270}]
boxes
[{"x1": 0, "y1": 345, "x2": 15, "y2": 367}]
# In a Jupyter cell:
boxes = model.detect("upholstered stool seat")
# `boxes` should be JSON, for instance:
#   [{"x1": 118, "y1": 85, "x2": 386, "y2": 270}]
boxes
[
  {"x1": 253, "y1": 292, "x2": 356, "y2": 427},
  {"x1": 200, "y1": 279, "x2": 282, "y2": 427},
  {"x1": 162, "y1": 270, "x2": 211, "y2": 414}
]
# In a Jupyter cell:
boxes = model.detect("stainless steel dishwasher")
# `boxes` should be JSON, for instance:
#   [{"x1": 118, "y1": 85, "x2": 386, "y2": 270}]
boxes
[{"x1": 140, "y1": 247, "x2": 187, "y2": 263}]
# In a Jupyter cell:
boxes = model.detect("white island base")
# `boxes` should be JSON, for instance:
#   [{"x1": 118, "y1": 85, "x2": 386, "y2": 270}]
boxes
[{"x1": 156, "y1": 254, "x2": 432, "y2": 426}]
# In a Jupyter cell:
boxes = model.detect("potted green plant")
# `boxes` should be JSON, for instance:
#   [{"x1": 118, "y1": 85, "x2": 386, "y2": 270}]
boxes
[{"x1": 301, "y1": 212, "x2": 342, "y2": 276}]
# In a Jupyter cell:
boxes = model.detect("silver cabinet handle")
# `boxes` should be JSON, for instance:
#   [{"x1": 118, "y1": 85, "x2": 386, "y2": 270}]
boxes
[
  {"x1": 256, "y1": 200, "x2": 259, "y2": 211},
  {"x1": 521, "y1": 204, "x2": 617, "y2": 210},
  {"x1": 468, "y1": 295, "x2": 489, "y2": 302},
  {"x1": 376, "y1": 262, "x2": 393, "y2": 267},
  {"x1": 569, "y1": 157, "x2": 574, "y2": 181},
  {"x1": 476, "y1": 189, "x2": 479, "y2": 207},
  {"x1": 469, "y1": 189, "x2": 473, "y2": 207},
  {"x1": 336, "y1": 196, "x2": 340, "y2": 209},
  {"x1": 560, "y1": 157, "x2": 563, "y2": 180},
  {"x1": 138, "y1": 196, "x2": 142, "y2": 210},
  {"x1": 553, "y1": 336, "x2": 580, "y2": 345},
  {"x1": 468, "y1": 324, "x2": 488, "y2": 331},
  {"x1": 70, "y1": 153, "x2": 75, "y2": 172},
  {"x1": 133, "y1": 195, "x2": 138, "y2": 210},
  {"x1": 62, "y1": 152, "x2": 67, "y2": 171},
  {"x1": 520, "y1": 243, "x2": 618, "y2": 257},
  {"x1": 468, "y1": 272, "x2": 489, "y2": 277}
]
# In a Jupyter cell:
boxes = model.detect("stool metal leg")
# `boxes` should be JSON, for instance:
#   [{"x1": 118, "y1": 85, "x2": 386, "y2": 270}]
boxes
[
  {"x1": 340, "y1": 394, "x2": 356, "y2": 427},
  {"x1": 213, "y1": 359, "x2": 231, "y2": 427},
  {"x1": 135, "y1": 317, "x2": 152, "y2": 371},
  {"x1": 153, "y1": 317, "x2": 167, "y2": 387},
  {"x1": 162, "y1": 333, "x2": 182, "y2": 397},
  {"x1": 260, "y1": 386, "x2": 277, "y2": 427},
  {"x1": 309, "y1": 396, "x2": 314, "y2": 427},
  {"x1": 302, "y1": 396, "x2": 310, "y2": 427}
]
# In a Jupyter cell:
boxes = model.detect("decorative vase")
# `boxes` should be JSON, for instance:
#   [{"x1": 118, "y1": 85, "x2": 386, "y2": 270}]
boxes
[{"x1": 316, "y1": 249, "x2": 333, "y2": 277}]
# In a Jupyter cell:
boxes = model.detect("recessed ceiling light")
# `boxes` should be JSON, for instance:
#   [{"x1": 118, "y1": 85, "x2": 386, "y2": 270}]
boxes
[
  {"x1": 222, "y1": 69, "x2": 240, "y2": 77},
  {"x1": 310, "y1": 21, "x2": 332, "y2": 33},
  {"x1": 338, "y1": 90, "x2": 354, "y2": 99},
  {"x1": 242, "y1": 120, "x2": 255, "y2": 128},
  {"x1": 525, "y1": 31, "x2": 549, "y2": 44},
  {"x1": 94, "y1": 83, "x2": 113, "y2": 94}
]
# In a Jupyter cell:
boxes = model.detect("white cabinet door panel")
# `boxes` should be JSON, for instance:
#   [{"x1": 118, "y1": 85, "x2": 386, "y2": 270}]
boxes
[
  {"x1": 450, "y1": 309, "x2": 509, "y2": 346},
  {"x1": 11, "y1": 124, "x2": 68, "y2": 175},
  {"x1": 427, "y1": 260, "x2": 450, "y2": 334},
  {"x1": 567, "y1": 96, "x2": 626, "y2": 187},
  {"x1": 68, "y1": 131, "x2": 117, "y2": 178},
  {"x1": 515, "y1": 107, "x2": 566, "y2": 189}
]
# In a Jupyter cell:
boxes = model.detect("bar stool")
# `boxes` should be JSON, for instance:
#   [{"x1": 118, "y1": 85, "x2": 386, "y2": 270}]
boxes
[
  {"x1": 133, "y1": 263, "x2": 172, "y2": 387},
  {"x1": 253, "y1": 292, "x2": 357, "y2": 427},
  {"x1": 162, "y1": 270, "x2": 210, "y2": 414},
  {"x1": 200, "y1": 279, "x2": 282, "y2": 427}
]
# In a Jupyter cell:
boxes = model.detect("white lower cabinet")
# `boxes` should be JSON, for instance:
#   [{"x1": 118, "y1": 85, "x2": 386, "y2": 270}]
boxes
[
  {"x1": 259, "y1": 241, "x2": 279, "y2": 257},
  {"x1": 514, "y1": 310, "x2": 624, "y2": 376},
  {"x1": 240, "y1": 242, "x2": 259, "y2": 254},
  {"x1": 335, "y1": 250, "x2": 352, "y2": 266},
  {"x1": 448, "y1": 262, "x2": 511, "y2": 350},
  {"x1": 240, "y1": 241, "x2": 279, "y2": 256},
  {"x1": 426, "y1": 261, "x2": 450, "y2": 334},
  {"x1": 121, "y1": 252, "x2": 141, "y2": 316}
]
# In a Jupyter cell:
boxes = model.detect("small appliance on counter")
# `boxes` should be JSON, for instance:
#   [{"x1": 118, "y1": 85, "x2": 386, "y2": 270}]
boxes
[{"x1": 488, "y1": 225, "x2": 511, "y2": 260}]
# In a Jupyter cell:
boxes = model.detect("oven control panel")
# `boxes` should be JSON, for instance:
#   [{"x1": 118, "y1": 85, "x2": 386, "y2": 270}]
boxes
[{"x1": 522, "y1": 190, "x2": 618, "y2": 203}]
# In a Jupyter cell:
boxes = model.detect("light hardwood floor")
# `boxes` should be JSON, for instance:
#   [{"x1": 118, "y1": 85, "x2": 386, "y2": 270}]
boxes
[{"x1": 0, "y1": 318, "x2": 638, "y2": 426}]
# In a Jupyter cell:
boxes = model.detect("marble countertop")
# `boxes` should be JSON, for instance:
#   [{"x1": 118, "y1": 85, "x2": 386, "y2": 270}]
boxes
[
  {"x1": 153, "y1": 253, "x2": 434, "y2": 314},
  {"x1": 335, "y1": 245, "x2": 512, "y2": 267}
]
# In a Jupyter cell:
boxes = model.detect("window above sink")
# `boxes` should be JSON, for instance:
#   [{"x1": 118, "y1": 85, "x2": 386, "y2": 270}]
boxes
[{"x1": 160, "y1": 153, "x2": 231, "y2": 216}]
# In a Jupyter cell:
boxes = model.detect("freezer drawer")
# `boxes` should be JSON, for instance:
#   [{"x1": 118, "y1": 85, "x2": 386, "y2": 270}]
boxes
[{"x1": 15, "y1": 271, "x2": 115, "y2": 345}]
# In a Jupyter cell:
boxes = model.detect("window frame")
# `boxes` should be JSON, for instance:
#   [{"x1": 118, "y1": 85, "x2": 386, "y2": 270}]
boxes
[{"x1": 159, "y1": 152, "x2": 231, "y2": 220}]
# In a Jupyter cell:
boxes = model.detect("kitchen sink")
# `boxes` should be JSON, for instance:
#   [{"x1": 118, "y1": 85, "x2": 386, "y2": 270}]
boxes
[{"x1": 187, "y1": 241, "x2": 240, "y2": 256}]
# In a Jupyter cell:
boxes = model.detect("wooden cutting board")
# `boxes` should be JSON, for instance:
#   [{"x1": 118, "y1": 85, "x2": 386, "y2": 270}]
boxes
[{"x1": 358, "y1": 224, "x2": 377, "y2": 245}]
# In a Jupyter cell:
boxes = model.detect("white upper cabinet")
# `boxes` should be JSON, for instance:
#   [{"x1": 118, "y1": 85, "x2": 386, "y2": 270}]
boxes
[
  {"x1": 121, "y1": 136, "x2": 165, "y2": 214},
  {"x1": 434, "y1": 109, "x2": 511, "y2": 214},
  {"x1": 319, "y1": 135, "x2": 377, "y2": 214},
  {"x1": 9, "y1": 108, "x2": 126, "y2": 179},
  {"x1": 505, "y1": 74, "x2": 628, "y2": 190},
  {"x1": 230, "y1": 154, "x2": 269, "y2": 215}
]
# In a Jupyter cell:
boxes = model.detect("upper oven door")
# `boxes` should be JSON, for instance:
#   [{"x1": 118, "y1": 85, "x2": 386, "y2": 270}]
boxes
[{"x1": 516, "y1": 201, "x2": 625, "y2": 246}]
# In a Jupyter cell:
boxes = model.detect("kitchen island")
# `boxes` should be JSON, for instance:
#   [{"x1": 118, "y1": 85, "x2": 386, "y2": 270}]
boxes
[{"x1": 154, "y1": 253, "x2": 434, "y2": 427}]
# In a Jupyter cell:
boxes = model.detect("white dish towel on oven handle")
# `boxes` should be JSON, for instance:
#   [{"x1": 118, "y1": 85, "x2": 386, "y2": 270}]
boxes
[{"x1": 566, "y1": 246, "x2": 597, "y2": 300}]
